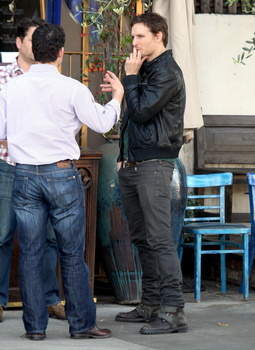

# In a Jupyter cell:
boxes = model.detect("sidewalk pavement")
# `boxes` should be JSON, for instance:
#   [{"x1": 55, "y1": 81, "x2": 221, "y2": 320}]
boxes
[{"x1": 1, "y1": 280, "x2": 255, "y2": 350}]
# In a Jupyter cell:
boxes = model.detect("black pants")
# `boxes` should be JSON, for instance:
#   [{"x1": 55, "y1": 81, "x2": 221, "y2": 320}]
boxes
[{"x1": 118, "y1": 160, "x2": 185, "y2": 307}]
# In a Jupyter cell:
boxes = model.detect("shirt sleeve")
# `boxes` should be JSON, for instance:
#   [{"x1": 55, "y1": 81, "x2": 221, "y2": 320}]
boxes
[{"x1": 71, "y1": 83, "x2": 121, "y2": 134}]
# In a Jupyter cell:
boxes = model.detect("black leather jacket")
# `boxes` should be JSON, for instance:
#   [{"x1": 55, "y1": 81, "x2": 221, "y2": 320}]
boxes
[{"x1": 118, "y1": 50, "x2": 186, "y2": 162}]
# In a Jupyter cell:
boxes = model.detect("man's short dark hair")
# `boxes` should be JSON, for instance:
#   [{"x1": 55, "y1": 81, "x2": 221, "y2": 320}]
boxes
[
  {"x1": 32, "y1": 23, "x2": 65, "y2": 63},
  {"x1": 17, "y1": 17, "x2": 47, "y2": 41},
  {"x1": 130, "y1": 12, "x2": 168, "y2": 47}
]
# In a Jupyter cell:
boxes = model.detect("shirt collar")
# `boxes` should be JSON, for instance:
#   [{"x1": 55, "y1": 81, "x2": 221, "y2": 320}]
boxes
[
  {"x1": 28, "y1": 63, "x2": 59, "y2": 74},
  {"x1": 9, "y1": 58, "x2": 24, "y2": 75}
]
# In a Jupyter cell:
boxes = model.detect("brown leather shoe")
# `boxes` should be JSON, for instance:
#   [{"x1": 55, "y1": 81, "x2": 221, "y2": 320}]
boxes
[
  {"x1": 0, "y1": 306, "x2": 3, "y2": 322},
  {"x1": 25, "y1": 332, "x2": 46, "y2": 341},
  {"x1": 70, "y1": 325, "x2": 112, "y2": 339},
  {"x1": 115, "y1": 304, "x2": 160, "y2": 323},
  {"x1": 48, "y1": 302, "x2": 67, "y2": 320}
]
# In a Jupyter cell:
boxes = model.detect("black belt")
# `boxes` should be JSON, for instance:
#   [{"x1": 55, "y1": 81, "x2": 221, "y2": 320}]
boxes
[{"x1": 121, "y1": 159, "x2": 158, "y2": 168}]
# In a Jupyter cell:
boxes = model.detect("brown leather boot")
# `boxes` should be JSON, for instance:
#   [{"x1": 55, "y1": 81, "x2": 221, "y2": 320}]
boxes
[
  {"x1": 48, "y1": 302, "x2": 67, "y2": 320},
  {"x1": 70, "y1": 325, "x2": 112, "y2": 339},
  {"x1": 25, "y1": 332, "x2": 46, "y2": 341},
  {"x1": 0, "y1": 305, "x2": 3, "y2": 322}
]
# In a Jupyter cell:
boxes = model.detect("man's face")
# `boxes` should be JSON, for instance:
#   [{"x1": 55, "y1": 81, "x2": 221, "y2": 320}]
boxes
[
  {"x1": 131, "y1": 23, "x2": 161, "y2": 62},
  {"x1": 16, "y1": 26, "x2": 37, "y2": 63}
]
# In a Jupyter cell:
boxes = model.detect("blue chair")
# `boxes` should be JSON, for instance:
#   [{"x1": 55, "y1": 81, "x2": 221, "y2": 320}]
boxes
[
  {"x1": 179, "y1": 173, "x2": 250, "y2": 302},
  {"x1": 239, "y1": 173, "x2": 255, "y2": 293}
]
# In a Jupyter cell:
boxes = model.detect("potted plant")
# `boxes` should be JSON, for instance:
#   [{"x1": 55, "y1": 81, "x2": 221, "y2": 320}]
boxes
[{"x1": 77, "y1": 0, "x2": 149, "y2": 138}]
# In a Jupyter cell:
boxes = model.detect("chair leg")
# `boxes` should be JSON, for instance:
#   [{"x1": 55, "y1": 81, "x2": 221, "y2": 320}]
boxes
[
  {"x1": 248, "y1": 232, "x2": 255, "y2": 276},
  {"x1": 242, "y1": 233, "x2": 249, "y2": 300},
  {"x1": 220, "y1": 235, "x2": 226, "y2": 293},
  {"x1": 239, "y1": 233, "x2": 254, "y2": 294},
  {"x1": 220, "y1": 254, "x2": 227, "y2": 293},
  {"x1": 194, "y1": 234, "x2": 202, "y2": 302}
]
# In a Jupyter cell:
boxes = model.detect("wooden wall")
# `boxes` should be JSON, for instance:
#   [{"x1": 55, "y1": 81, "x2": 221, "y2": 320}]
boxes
[{"x1": 194, "y1": 0, "x2": 249, "y2": 14}]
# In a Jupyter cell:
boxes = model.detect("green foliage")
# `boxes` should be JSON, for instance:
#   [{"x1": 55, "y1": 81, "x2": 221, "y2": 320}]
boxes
[
  {"x1": 77, "y1": 1, "x2": 152, "y2": 136},
  {"x1": 227, "y1": 0, "x2": 255, "y2": 64},
  {"x1": 231, "y1": 33, "x2": 255, "y2": 64},
  {"x1": 78, "y1": 0, "x2": 152, "y2": 77},
  {"x1": 185, "y1": 193, "x2": 199, "y2": 219},
  {"x1": 184, "y1": 193, "x2": 199, "y2": 243},
  {"x1": 226, "y1": 0, "x2": 255, "y2": 14},
  {"x1": 77, "y1": 1, "x2": 152, "y2": 45}
]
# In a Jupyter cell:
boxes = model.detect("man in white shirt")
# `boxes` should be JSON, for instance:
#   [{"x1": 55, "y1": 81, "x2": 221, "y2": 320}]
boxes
[
  {"x1": 0, "y1": 17, "x2": 66, "y2": 324},
  {"x1": 0, "y1": 23, "x2": 124, "y2": 340}
]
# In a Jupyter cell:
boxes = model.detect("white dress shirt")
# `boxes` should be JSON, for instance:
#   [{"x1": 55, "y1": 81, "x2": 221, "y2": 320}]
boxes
[{"x1": 0, "y1": 64, "x2": 120, "y2": 165}]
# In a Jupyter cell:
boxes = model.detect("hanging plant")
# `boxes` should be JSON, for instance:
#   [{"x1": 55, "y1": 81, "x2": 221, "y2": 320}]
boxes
[
  {"x1": 75, "y1": 0, "x2": 152, "y2": 135},
  {"x1": 227, "y1": 0, "x2": 255, "y2": 64}
]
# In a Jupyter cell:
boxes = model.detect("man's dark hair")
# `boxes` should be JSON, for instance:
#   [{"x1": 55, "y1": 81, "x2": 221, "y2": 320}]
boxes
[
  {"x1": 130, "y1": 12, "x2": 168, "y2": 47},
  {"x1": 17, "y1": 17, "x2": 47, "y2": 41},
  {"x1": 32, "y1": 23, "x2": 65, "y2": 63}
]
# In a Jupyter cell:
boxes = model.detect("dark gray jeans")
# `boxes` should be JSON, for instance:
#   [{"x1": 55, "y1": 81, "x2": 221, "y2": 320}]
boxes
[{"x1": 118, "y1": 160, "x2": 185, "y2": 307}]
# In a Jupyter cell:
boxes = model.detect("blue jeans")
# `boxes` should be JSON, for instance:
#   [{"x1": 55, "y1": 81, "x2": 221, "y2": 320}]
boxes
[
  {"x1": 12, "y1": 162, "x2": 96, "y2": 334},
  {"x1": 118, "y1": 160, "x2": 185, "y2": 307},
  {"x1": 43, "y1": 221, "x2": 61, "y2": 307},
  {"x1": 0, "y1": 159, "x2": 61, "y2": 308},
  {"x1": 0, "y1": 160, "x2": 17, "y2": 308}
]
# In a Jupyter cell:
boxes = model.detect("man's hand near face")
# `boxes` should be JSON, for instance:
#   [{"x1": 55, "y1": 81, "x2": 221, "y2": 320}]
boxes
[{"x1": 125, "y1": 47, "x2": 148, "y2": 76}]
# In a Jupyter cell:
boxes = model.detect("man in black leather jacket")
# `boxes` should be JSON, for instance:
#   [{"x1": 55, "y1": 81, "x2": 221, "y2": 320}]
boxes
[{"x1": 115, "y1": 13, "x2": 187, "y2": 335}]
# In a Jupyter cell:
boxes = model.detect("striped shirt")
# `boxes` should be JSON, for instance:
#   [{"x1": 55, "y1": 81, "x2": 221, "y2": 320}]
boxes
[{"x1": 0, "y1": 59, "x2": 23, "y2": 165}]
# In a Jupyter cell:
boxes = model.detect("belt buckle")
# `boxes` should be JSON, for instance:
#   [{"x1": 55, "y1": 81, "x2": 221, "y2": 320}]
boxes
[
  {"x1": 123, "y1": 161, "x2": 133, "y2": 168},
  {"x1": 123, "y1": 160, "x2": 145, "y2": 168}
]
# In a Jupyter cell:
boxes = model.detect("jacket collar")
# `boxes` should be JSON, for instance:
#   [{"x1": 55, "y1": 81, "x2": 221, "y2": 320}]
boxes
[{"x1": 141, "y1": 50, "x2": 172, "y2": 72}]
